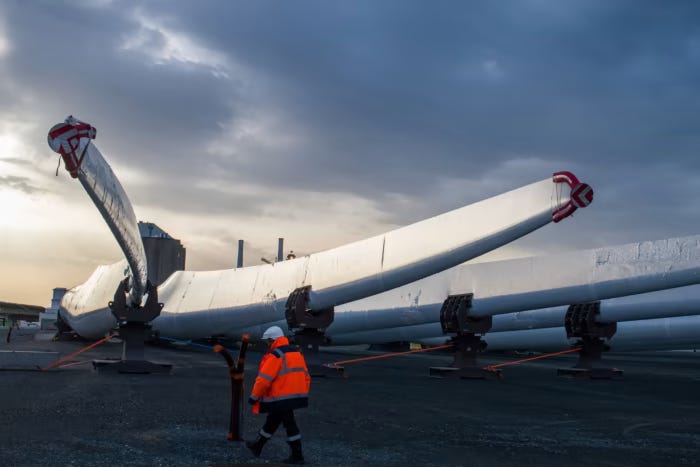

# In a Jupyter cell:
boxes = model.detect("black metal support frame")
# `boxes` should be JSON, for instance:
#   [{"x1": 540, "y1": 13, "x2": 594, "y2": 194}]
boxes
[
  {"x1": 284, "y1": 286, "x2": 340, "y2": 377},
  {"x1": 93, "y1": 278, "x2": 172, "y2": 374},
  {"x1": 557, "y1": 302, "x2": 623, "y2": 380},
  {"x1": 430, "y1": 294, "x2": 501, "y2": 379}
]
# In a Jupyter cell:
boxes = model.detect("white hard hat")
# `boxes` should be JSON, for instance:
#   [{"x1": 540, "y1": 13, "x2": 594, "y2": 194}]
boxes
[{"x1": 262, "y1": 326, "x2": 284, "y2": 340}]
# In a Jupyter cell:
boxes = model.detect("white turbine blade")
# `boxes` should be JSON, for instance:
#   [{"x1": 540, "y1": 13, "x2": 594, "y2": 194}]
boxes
[
  {"x1": 325, "y1": 235, "x2": 700, "y2": 343},
  {"x1": 58, "y1": 170, "x2": 591, "y2": 339},
  {"x1": 479, "y1": 316, "x2": 700, "y2": 352},
  {"x1": 48, "y1": 117, "x2": 147, "y2": 306}
]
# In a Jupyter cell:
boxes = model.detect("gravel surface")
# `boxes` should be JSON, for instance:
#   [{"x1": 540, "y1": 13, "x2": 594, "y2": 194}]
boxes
[{"x1": 1, "y1": 331, "x2": 699, "y2": 466}]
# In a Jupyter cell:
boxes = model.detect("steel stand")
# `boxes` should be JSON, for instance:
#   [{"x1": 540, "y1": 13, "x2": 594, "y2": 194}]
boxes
[
  {"x1": 93, "y1": 279, "x2": 172, "y2": 374},
  {"x1": 557, "y1": 302, "x2": 623, "y2": 380},
  {"x1": 285, "y1": 286, "x2": 342, "y2": 377},
  {"x1": 429, "y1": 294, "x2": 502, "y2": 380}
]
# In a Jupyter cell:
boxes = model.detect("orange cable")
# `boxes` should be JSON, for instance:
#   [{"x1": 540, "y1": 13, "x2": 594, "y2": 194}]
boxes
[
  {"x1": 327, "y1": 343, "x2": 454, "y2": 368},
  {"x1": 42, "y1": 334, "x2": 115, "y2": 371},
  {"x1": 58, "y1": 360, "x2": 91, "y2": 369},
  {"x1": 483, "y1": 346, "x2": 582, "y2": 371}
]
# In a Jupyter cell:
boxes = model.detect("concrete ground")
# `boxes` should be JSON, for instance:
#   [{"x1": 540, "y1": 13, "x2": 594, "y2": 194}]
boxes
[{"x1": 1, "y1": 330, "x2": 699, "y2": 466}]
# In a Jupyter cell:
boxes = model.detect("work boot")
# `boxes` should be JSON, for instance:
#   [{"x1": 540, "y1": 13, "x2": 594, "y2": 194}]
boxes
[
  {"x1": 245, "y1": 434, "x2": 268, "y2": 458},
  {"x1": 282, "y1": 439, "x2": 305, "y2": 464}
]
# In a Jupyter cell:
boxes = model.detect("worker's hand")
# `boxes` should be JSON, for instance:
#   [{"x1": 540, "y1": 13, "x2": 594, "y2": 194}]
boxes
[{"x1": 248, "y1": 397, "x2": 256, "y2": 405}]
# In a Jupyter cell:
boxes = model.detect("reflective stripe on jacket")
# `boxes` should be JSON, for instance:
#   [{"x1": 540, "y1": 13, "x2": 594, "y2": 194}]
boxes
[{"x1": 250, "y1": 336, "x2": 311, "y2": 413}]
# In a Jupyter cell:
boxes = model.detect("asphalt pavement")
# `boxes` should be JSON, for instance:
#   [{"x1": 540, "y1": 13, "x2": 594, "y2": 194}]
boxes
[{"x1": 1, "y1": 331, "x2": 698, "y2": 466}]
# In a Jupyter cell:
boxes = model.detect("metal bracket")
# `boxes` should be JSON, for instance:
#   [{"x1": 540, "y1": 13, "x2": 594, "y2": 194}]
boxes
[
  {"x1": 284, "y1": 286, "x2": 334, "y2": 330},
  {"x1": 284, "y1": 286, "x2": 339, "y2": 377},
  {"x1": 564, "y1": 302, "x2": 616, "y2": 340},
  {"x1": 558, "y1": 302, "x2": 622, "y2": 379},
  {"x1": 109, "y1": 278, "x2": 163, "y2": 323},
  {"x1": 432, "y1": 294, "x2": 500, "y2": 379},
  {"x1": 93, "y1": 278, "x2": 171, "y2": 374},
  {"x1": 439, "y1": 293, "x2": 492, "y2": 335}
]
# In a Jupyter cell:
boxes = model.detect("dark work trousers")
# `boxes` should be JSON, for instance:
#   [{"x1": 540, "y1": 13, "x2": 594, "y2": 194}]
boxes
[{"x1": 261, "y1": 409, "x2": 301, "y2": 441}]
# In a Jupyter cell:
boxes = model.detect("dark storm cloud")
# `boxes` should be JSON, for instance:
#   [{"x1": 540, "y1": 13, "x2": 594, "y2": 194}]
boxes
[
  {"x1": 149, "y1": 0, "x2": 700, "y2": 202},
  {"x1": 1, "y1": 0, "x2": 700, "y2": 243},
  {"x1": 2, "y1": 0, "x2": 239, "y2": 178}
]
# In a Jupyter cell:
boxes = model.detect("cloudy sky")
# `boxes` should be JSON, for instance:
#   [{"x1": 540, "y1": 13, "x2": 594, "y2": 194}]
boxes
[{"x1": 1, "y1": 0, "x2": 699, "y2": 307}]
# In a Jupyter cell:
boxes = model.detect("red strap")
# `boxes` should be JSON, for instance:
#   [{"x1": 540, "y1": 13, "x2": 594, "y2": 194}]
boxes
[
  {"x1": 47, "y1": 118, "x2": 97, "y2": 178},
  {"x1": 552, "y1": 171, "x2": 594, "y2": 222}
]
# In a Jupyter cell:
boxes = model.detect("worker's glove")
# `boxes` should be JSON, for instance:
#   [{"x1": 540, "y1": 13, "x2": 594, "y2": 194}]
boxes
[{"x1": 248, "y1": 397, "x2": 257, "y2": 405}]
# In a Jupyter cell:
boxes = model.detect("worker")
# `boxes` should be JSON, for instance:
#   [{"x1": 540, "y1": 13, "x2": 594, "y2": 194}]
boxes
[{"x1": 246, "y1": 325, "x2": 310, "y2": 464}]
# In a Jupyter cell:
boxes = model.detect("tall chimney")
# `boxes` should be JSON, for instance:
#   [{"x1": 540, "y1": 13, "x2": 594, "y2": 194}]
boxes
[
  {"x1": 277, "y1": 238, "x2": 284, "y2": 262},
  {"x1": 237, "y1": 239, "x2": 244, "y2": 268}
]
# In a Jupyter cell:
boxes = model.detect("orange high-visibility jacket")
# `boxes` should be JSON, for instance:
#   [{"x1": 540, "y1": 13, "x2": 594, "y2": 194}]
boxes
[{"x1": 250, "y1": 336, "x2": 311, "y2": 413}]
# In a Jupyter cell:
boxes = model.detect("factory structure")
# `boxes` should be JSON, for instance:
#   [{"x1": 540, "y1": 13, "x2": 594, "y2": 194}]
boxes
[
  {"x1": 1, "y1": 222, "x2": 187, "y2": 332},
  {"x1": 138, "y1": 222, "x2": 187, "y2": 287}
]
